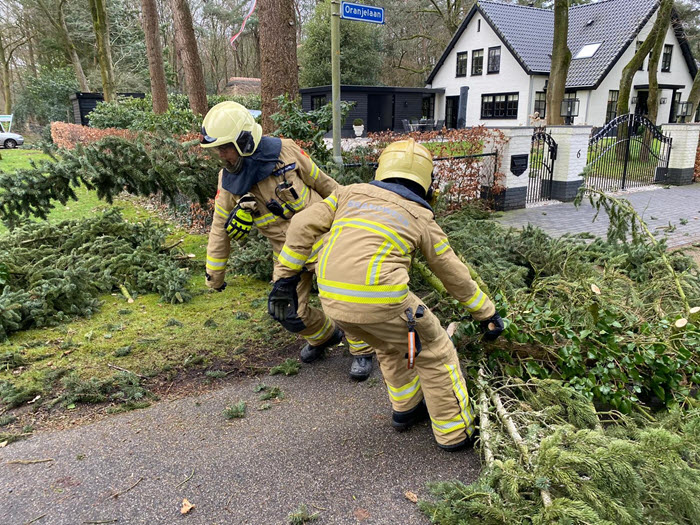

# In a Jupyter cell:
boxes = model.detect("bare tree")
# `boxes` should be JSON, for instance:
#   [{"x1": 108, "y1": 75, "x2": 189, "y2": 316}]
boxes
[
  {"x1": 616, "y1": 0, "x2": 674, "y2": 117},
  {"x1": 546, "y1": 0, "x2": 571, "y2": 125},
  {"x1": 88, "y1": 0, "x2": 116, "y2": 101},
  {"x1": 170, "y1": 0, "x2": 208, "y2": 115},
  {"x1": 141, "y1": 0, "x2": 169, "y2": 113},
  {"x1": 258, "y1": 0, "x2": 298, "y2": 132},
  {"x1": 36, "y1": 0, "x2": 90, "y2": 92},
  {"x1": 648, "y1": 0, "x2": 674, "y2": 125},
  {"x1": 0, "y1": 33, "x2": 28, "y2": 113}
]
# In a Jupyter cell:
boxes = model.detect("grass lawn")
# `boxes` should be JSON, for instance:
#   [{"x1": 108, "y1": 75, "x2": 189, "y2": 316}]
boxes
[{"x1": 0, "y1": 150, "x2": 294, "y2": 437}]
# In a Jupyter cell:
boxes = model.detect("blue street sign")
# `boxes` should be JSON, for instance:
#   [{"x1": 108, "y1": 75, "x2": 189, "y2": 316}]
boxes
[{"x1": 340, "y1": 2, "x2": 385, "y2": 24}]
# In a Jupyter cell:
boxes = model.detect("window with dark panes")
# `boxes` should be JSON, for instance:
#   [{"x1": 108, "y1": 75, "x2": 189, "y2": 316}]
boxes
[
  {"x1": 481, "y1": 93, "x2": 518, "y2": 119},
  {"x1": 477, "y1": 19, "x2": 481, "y2": 32},
  {"x1": 488, "y1": 47, "x2": 501, "y2": 74},
  {"x1": 534, "y1": 91, "x2": 546, "y2": 118},
  {"x1": 493, "y1": 95, "x2": 506, "y2": 117},
  {"x1": 472, "y1": 49, "x2": 484, "y2": 75},
  {"x1": 456, "y1": 52, "x2": 468, "y2": 77},
  {"x1": 606, "y1": 90, "x2": 619, "y2": 122},
  {"x1": 311, "y1": 95, "x2": 327, "y2": 110},
  {"x1": 662, "y1": 44, "x2": 673, "y2": 72},
  {"x1": 481, "y1": 95, "x2": 494, "y2": 118},
  {"x1": 506, "y1": 93, "x2": 519, "y2": 118}
]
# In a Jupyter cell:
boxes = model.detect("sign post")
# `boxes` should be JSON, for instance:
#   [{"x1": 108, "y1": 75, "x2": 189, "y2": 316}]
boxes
[
  {"x1": 331, "y1": 0, "x2": 342, "y2": 165},
  {"x1": 330, "y1": 1, "x2": 385, "y2": 166}
]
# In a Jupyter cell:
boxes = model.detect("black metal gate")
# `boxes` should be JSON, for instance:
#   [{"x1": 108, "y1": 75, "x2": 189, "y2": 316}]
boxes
[
  {"x1": 586, "y1": 114, "x2": 672, "y2": 192},
  {"x1": 527, "y1": 130, "x2": 557, "y2": 204}
]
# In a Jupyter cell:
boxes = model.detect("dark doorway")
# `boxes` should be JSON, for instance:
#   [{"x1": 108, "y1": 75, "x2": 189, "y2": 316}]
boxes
[
  {"x1": 634, "y1": 90, "x2": 649, "y2": 117},
  {"x1": 445, "y1": 96, "x2": 459, "y2": 129},
  {"x1": 367, "y1": 94, "x2": 394, "y2": 132}
]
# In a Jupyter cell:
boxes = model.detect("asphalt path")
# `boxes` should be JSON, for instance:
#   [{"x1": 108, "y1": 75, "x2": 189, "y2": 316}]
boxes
[{"x1": 1, "y1": 353, "x2": 481, "y2": 525}]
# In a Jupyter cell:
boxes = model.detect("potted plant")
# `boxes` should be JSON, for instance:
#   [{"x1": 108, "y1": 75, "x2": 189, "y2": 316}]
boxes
[{"x1": 353, "y1": 118, "x2": 364, "y2": 137}]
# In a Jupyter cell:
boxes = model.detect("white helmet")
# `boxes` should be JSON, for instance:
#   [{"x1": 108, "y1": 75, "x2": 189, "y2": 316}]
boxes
[{"x1": 200, "y1": 101, "x2": 262, "y2": 156}]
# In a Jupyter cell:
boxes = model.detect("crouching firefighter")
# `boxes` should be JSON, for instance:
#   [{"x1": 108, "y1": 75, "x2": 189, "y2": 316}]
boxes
[
  {"x1": 269, "y1": 139, "x2": 504, "y2": 450},
  {"x1": 200, "y1": 101, "x2": 374, "y2": 380}
]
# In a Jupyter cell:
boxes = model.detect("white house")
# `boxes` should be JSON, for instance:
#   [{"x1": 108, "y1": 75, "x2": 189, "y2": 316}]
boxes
[{"x1": 425, "y1": 0, "x2": 698, "y2": 128}]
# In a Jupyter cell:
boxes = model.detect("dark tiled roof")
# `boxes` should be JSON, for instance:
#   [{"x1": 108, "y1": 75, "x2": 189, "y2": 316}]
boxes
[{"x1": 428, "y1": 0, "x2": 695, "y2": 89}]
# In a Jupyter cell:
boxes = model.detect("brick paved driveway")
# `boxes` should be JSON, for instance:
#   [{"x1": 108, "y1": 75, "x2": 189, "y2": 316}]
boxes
[{"x1": 497, "y1": 184, "x2": 700, "y2": 247}]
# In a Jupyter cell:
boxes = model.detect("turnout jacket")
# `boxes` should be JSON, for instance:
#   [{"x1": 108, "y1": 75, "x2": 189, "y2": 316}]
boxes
[
  {"x1": 275, "y1": 182, "x2": 496, "y2": 324},
  {"x1": 206, "y1": 138, "x2": 337, "y2": 288}
]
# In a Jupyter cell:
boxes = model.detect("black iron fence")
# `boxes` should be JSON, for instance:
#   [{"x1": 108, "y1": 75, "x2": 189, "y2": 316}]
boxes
[
  {"x1": 527, "y1": 130, "x2": 558, "y2": 204},
  {"x1": 586, "y1": 114, "x2": 672, "y2": 192}
]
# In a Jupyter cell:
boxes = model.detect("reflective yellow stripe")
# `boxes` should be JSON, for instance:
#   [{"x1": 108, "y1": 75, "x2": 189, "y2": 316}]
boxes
[
  {"x1": 305, "y1": 317, "x2": 333, "y2": 342},
  {"x1": 309, "y1": 163, "x2": 320, "y2": 180},
  {"x1": 333, "y1": 218, "x2": 409, "y2": 254},
  {"x1": 307, "y1": 239, "x2": 324, "y2": 264},
  {"x1": 432, "y1": 364, "x2": 475, "y2": 435},
  {"x1": 434, "y1": 238, "x2": 450, "y2": 256},
  {"x1": 319, "y1": 227, "x2": 342, "y2": 279},
  {"x1": 206, "y1": 255, "x2": 228, "y2": 271},
  {"x1": 254, "y1": 213, "x2": 277, "y2": 227},
  {"x1": 317, "y1": 278, "x2": 409, "y2": 304},
  {"x1": 323, "y1": 195, "x2": 338, "y2": 211},
  {"x1": 215, "y1": 202, "x2": 230, "y2": 219},
  {"x1": 272, "y1": 251, "x2": 279, "y2": 261},
  {"x1": 287, "y1": 185, "x2": 310, "y2": 212},
  {"x1": 365, "y1": 240, "x2": 392, "y2": 285},
  {"x1": 278, "y1": 245, "x2": 308, "y2": 271},
  {"x1": 347, "y1": 338, "x2": 370, "y2": 351},
  {"x1": 387, "y1": 375, "x2": 422, "y2": 402},
  {"x1": 463, "y1": 288, "x2": 487, "y2": 313}
]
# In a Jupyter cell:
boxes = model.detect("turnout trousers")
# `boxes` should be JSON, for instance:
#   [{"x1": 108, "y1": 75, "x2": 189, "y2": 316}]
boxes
[
  {"x1": 296, "y1": 271, "x2": 372, "y2": 356},
  {"x1": 335, "y1": 293, "x2": 476, "y2": 447}
]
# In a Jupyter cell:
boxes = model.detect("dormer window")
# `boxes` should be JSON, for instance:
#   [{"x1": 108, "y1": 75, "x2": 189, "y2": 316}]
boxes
[{"x1": 574, "y1": 42, "x2": 602, "y2": 59}]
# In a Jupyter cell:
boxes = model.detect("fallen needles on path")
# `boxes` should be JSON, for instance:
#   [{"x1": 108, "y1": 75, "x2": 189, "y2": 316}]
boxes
[
  {"x1": 82, "y1": 520, "x2": 118, "y2": 524},
  {"x1": 23, "y1": 514, "x2": 47, "y2": 524},
  {"x1": 7, "y1": 458, "x2": 54, "y2": 465},
  {"x1": 175, "y1": 468, "x2": 195, "y2": 488},
  {"x1": 110, "y1": 476, "x2": 143, "y2": 498}
]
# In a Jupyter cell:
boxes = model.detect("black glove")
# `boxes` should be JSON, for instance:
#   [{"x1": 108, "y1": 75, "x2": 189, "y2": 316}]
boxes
[
  {"x1": 268, "y1": 275, "x2": 304, "y2": 331},
  {"x1": 480, "y1": 312, "x2": 505, "y2": 342}
]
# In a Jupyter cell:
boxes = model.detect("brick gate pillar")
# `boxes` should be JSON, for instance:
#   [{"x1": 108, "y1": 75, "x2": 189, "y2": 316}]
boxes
[
  {"x1": 487, "y1": 127, "x2": 534, "y2": 211},
  {"x1": 546, "y1": 125, "x2": 592, "y2": 201},
  {"x1": 661, "y1": 123, "x2": 700, "y2": 185}
]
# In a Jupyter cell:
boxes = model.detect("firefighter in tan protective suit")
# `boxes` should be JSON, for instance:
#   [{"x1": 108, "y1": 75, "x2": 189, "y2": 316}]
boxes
[
  {"x1": 200, "y1": 102, "x2": 374, "y2": 380},
  {"x1": 269, "y1": 139, "x2": 504, "y2": 450}
]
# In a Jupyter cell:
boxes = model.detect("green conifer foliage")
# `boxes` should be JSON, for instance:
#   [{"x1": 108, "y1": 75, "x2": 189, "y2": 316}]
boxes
[{"x1": 0, "y1": 209, "x2": 191, "y2": 339}]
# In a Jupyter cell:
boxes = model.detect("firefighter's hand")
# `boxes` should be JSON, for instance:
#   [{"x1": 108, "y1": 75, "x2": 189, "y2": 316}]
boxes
[
  {"x1": 225, "y1": 205, "x2": 253, "y2": 241},
  {"x1": 268, "y1": 275, "x2": 301, "y2": 322},
  {"x1": 480, "y1": 313, "x2": 504, "y2": 342},
  {"x1": 237, "y1": 193, "x2": 257, "y2": 212}
]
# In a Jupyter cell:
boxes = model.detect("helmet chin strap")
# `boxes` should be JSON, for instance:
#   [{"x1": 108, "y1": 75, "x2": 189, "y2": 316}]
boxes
[{"x1": 225, "y1": 157, "x2": 244, "y2": 174}]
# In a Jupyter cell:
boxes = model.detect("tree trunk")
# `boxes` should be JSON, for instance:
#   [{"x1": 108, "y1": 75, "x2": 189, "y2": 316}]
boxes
[
  {"x1": 141, "y1": 0, "x2": 169, "y2": 113},
  {"x1": 169, "y1": 0, "x2": 208, "y2": 115},
  {"x1": 647, "y1": 0, "x2": 673, "y2": 125},
  {"x1": 546, "y1": 0, "x2": 571, "y2": 126},
  {"x1": 0, "y1": 36, "x2": 11, "y2": 115},
  {"x1": 616, "y1": 0, "x2": 673, "y2": 118},
  {"x1": 88, "y1": 0, "x2": 116, "y2": 102},
  {"x1": 687, "y1": 70, "x2": 700, "y2": 123},
  {"x1": 259, "y1": 0, "x2": 299, "y2": 133},
  {"x1": 58, "y1": 1, "x2": 90, "y2": 92}
]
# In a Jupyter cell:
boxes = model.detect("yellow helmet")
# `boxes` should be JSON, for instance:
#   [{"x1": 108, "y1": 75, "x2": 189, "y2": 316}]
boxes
[
  {"x1": 375, "y1": 138, "x2": 434, "y2": 193},
  {"x1": 200, "y1": 101, "x2": 262, "y2": 156}
]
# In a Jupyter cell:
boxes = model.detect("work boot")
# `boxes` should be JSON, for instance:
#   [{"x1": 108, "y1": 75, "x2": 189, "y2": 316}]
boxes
[
  {"x1": 300, "y1": 328, "x2": 344, "y2": 363},
  {"x1": 437, "y1": 435, "x2": 476, "y2": 452},
  {"x1": 349, "y1": 355, "x2": 373, "y2": 381},
  {"x1": 391, "y1": 400, "x2": 429, "y2": 431}
]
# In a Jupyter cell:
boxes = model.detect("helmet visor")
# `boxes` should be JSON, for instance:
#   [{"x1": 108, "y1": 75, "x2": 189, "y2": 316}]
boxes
[
  {"x1": 200, "y1": 126, "x2": 217, "y2": 145},
  {"x1": 235, "y1": 130, "x2": 255, "y2": 155}
]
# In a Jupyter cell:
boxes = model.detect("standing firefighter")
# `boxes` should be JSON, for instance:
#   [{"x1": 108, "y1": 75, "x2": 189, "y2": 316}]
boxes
[
  {"x1": 201, "y1": 102, "x2": 373, "y2": 380},
  {"x1": 269, "y1": 139, "x2": 504, "y2": 450}
]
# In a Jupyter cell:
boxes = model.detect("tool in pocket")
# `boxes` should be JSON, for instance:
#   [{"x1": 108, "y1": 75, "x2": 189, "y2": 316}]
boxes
[{"x1": 405, "y1": 305, "x2": 425, "y2": 369}]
